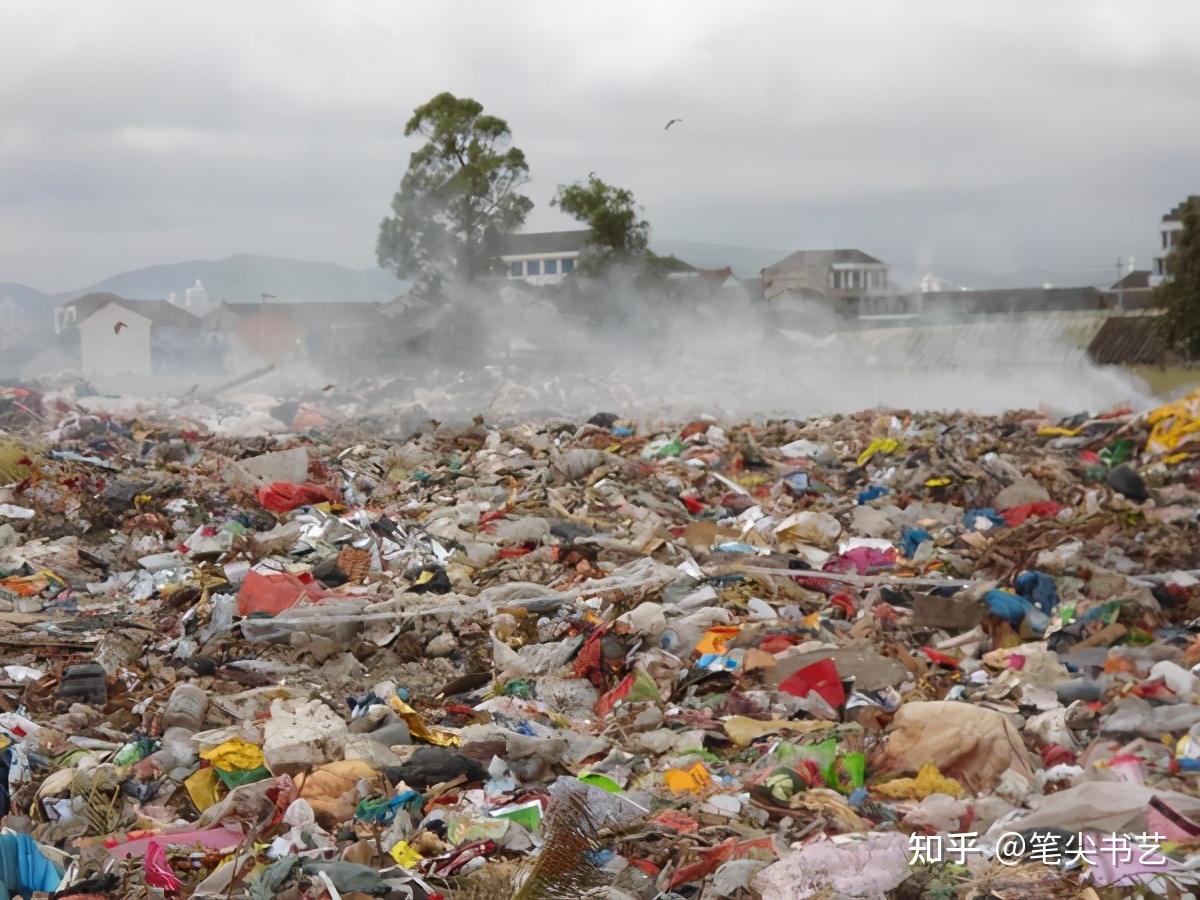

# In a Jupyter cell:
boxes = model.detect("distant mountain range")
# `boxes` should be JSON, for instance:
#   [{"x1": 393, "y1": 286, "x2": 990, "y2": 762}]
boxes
[
  {"x1": 0, "y1": 254, "x2": 406, "y2": 310},
  {"x1": 0, "y1": 245, "x2": 1114, "y2": 314},
  {"x1": 0, "y1": 281, "x2": 50, "y2": 310}
]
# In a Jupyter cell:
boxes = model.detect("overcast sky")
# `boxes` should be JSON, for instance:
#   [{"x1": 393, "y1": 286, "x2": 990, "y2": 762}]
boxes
[{"x1": 2, "y1": 1, "x2": 1198, "y2": 291}]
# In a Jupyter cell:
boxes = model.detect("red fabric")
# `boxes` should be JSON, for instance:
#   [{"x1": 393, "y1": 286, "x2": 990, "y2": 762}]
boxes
[
  {"x1": 999, "y1": 500, "x2": 1064, "y2": 527},
  {"x1": 237, "y1": 570, "x2": 331, "y2": 616},
  {"x1": 255, "y1": 481, "x2": 338, "y2": 514},
  {"x1": 778, "y1": 657, "x2": 846, "y2": 709}
]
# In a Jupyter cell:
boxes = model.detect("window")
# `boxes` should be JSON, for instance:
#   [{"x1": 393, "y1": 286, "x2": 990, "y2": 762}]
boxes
[
  {"x1": 1163, "y1": 232, "x2": 1169, "y2": 250},
  {"x1": 562, "y1": 258, "x2": 575, "y2": 273},
  {"x1": 544, "y1": 259, "x2": 558, "y2": 275},
  {"x1": 509, "y1": 261, "x2": 523, "y2": 277},
  {"x1": 527, "y1": 260, "x2": 541, "y2": 276}
]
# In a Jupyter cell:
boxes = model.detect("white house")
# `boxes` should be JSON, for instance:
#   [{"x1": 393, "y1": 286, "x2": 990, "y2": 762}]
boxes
[
  {"x1": 1152, "y1": 196, "x2": 1197, "y2": 287},
  {"x1": 499, "y1": 230, "x2": 590, "y2": 286},
  {"x1": 76, "y1": 296, "x2": 199, "y2": 377}
]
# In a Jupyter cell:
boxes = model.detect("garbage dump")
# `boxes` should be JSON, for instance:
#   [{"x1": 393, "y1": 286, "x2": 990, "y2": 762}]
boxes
[{"x1": 1, "y1": 379, "x2": 1199, "y2": 898}]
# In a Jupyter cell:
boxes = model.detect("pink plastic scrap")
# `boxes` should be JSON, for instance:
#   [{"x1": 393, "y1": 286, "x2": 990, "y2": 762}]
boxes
[
  {"x1": 145, "y1": 840, "x2": 183, "y2": 891},
  {"x1": 107, "y1": 825, "x2": 243, "y2": 859}
]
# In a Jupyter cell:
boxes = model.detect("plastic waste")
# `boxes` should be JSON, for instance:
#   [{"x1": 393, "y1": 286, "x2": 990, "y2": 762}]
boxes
[{"x1": 163, "y1": 683, "x2": 209, "y2": 731}]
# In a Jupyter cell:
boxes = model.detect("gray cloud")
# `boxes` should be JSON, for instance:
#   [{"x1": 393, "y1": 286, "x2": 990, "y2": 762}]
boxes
[{"x1": 1, "y1": 0, "x2": 1198, "y2": 290}]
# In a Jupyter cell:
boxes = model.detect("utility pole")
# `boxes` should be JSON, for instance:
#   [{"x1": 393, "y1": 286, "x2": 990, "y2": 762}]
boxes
[{"x1": 1114, "y1": 256, "x2": 1125, "y2": 312}]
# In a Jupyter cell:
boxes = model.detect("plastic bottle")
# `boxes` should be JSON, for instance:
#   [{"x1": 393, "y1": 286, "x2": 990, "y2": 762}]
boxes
[{"x1": 163, "y1": 683, "x2": 209, "y2": 731}]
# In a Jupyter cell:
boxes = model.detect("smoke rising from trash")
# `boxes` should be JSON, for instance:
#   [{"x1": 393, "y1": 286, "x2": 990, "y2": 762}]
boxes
[
  {"x1": 2, "y1": 259, "x2": 1152, "y2": 437},
  {"x1": 201, "y1": 276, "x2": 1151, "y2": 429}
]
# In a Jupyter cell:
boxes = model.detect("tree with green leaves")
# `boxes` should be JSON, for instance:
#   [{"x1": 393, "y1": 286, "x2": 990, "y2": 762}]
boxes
[
  {"x1": 377, "y1": 92, "x2": 533, "y2": 292},
  {"x1": 1155, "y1": 197, "x2": 1200, "y2": 358},
  {"x1": 552, "y1": 175, "x2": 651, "y2": 274}
]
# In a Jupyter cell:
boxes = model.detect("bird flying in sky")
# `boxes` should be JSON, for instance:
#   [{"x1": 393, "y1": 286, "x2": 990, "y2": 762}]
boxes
[
  {"x1": 664, "y1": 118, "x2": 683, "y2": 130},
  {"x1": 113, "y1": 321, "x2": 127, "y2": 334}
]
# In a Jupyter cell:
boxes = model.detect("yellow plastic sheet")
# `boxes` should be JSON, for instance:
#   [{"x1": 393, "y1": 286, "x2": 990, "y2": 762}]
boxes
[
  {"x1": 389, "y1": 696, "x2": 462, "y2": 747},
  {"x1": 1146, "y1": 387, "x2": 1200, "y2": 459},
  {"x1": 198, "y1": 738, "x2": 264, "y2": 772},
  {"x1": 875, "y1": 763, "x2": 964, "y2": 799},
  {"x1": 389, "y1": 840, "x2": 423, "y2": 868},
  {"x1": 924, "y1": 476, "x2": 952, "y2": 487},
  {"x1": 664, "y1": 762, "x2": 711, "y2": 794},
  {"x1": 856, "y1": 437, "x2": 900, "y2": 467},
  {"x1": 184, "y1": 766, "x2": 222, "y2": 811},
  {"x1": 1037, "y1": 425, "x2": 1082, "y2": 437}
]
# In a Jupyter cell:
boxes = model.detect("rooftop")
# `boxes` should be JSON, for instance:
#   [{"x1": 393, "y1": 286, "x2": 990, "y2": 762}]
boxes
[
  {"x1": 75, "y1": 293, "x2": 201, "y2": 328},
  {"x1": 1163, "y1": 196, "x2": 1199, "y2": 223},
  {"x1": 501, "y1": 230, "x2": 592, "y2": 256},
  {"x1": 1109, "y1": 269, "x2": 1152, "y2": 291},
  {"x1": 764, "y1": 248, "x2": 885, "y2": 273}
]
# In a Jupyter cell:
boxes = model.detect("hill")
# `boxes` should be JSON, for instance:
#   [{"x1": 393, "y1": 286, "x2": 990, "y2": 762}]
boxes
[
  {"x1": 58, "y1": 254, "x2": 405, "y2": 304},
  {"x1": 0, "y1": 282, "x2": 50, "y2": 311}
]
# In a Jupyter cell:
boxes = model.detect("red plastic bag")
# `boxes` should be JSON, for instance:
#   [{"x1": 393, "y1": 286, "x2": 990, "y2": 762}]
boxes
[
  {"x1": 237, "y1": 570, "x2": 331, "y2": 616},
  {"x1": 921, "y1": 646, "x2": 959, "y2": 668},
  {"x1": 778, "y1": 658, "x2": 846, "y2": 709},
  {"x1": 255, "y1": 481, "x2": 338, "y2": 514},
  {"x1": 999, "y1": 500, "x2": 1064, "y2": 527}
]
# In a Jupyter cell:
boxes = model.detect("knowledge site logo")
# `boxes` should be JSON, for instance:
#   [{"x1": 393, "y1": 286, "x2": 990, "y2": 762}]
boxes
[{"x1": 909, "y1": 831, "x2": 1170, "y2": 868}]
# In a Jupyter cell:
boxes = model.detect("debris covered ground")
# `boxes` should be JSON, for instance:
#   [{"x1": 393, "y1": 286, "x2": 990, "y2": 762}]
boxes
[{"x1": 2, "y1": 380, "x2": 1200, "y2": 899}]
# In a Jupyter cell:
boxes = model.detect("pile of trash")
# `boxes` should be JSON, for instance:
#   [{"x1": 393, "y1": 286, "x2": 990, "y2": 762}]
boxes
[{"x1": 1, "y1": 384, "x2": 1199, "y2": 898}]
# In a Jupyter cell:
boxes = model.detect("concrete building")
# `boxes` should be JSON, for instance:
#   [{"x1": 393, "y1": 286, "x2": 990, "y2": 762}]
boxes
[
  {"x1": 762, "y1": 248, "x2": 900, "y2": 322},
  {"x1": 202, "y1": 300, "x2": 392, "y2": 376},
  {"x1": 1152, "y1": 196, "x2": 1198, "y2": 286},
  {"x1": 500, "y1": 230, "x2": 589, "y2": 286},
  {"x1": 763, "y1": 248, "x2": 889, "y2": 301},
  {"x1": 75, "y1": 295, "x2": 200, "y2": 377}
]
